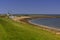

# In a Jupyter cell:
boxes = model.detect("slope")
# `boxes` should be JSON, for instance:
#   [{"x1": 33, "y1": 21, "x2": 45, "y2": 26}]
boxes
[{"x1": 0, "y1": 18, "x2": 60, "y2": 40}]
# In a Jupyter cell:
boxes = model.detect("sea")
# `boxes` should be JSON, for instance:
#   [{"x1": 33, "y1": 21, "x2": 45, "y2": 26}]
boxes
[{"x1": 29, "y1": 14, "x2": 60, "y2": 29}]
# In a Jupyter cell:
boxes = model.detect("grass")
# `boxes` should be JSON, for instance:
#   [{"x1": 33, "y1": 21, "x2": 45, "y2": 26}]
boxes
[{"x1": 0, "y1": 18, "x2": 60, "y2": 40}]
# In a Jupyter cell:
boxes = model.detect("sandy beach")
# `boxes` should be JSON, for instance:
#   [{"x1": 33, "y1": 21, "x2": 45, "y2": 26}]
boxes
[
  {"x1": 13, "y1": 16, "x2": 60, "y2": 34},
  {"x1": 28, "y1": 20, "x2": 60, "y2": 31}
]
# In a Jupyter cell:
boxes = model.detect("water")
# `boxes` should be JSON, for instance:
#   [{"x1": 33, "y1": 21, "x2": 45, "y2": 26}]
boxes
[{"x1": 29, "y1": 18, "x2": 60, "y2": 29}]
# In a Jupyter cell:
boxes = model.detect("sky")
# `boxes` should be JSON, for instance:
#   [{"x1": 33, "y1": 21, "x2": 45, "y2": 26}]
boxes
[{"x1": 0, "y1": 0, "x2": 60, "y2": 14}]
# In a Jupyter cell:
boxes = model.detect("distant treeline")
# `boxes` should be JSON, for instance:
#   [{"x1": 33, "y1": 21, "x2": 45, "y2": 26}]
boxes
[{"x1": 0, "y1": 14, "x2": 60, "y2": 16}]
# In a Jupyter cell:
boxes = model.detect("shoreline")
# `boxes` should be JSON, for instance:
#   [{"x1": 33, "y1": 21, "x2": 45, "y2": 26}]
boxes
[
  {"x1": 19, "y1": 18, "x2": 60, "y2": 32},
  {"x1": 28, "y1": 20, "x2": 60, "y2": 32},
  {"x1": 13, "y1": 16, "x2": 60, "y2": 34}
]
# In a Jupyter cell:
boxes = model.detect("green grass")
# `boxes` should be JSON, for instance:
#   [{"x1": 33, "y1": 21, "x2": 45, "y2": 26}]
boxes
[{"x1": 0, "y1": 18, "x2": 60, "y2": 40}]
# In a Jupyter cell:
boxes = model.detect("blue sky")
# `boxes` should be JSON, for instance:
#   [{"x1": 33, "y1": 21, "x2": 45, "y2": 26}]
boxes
[{"x1": 0, "y1": 0, "x2": 60, "y2": 14}]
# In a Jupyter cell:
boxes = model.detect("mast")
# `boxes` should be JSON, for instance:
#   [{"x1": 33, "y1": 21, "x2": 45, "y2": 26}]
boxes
[{"x1": 7, "y1": 10, "x2": 10, "y2": 18}]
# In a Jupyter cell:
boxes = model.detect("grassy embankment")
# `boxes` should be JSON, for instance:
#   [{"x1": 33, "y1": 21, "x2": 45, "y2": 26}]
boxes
[{"x1": 0, "y1": 18, "x2": 60, "y2": 40}]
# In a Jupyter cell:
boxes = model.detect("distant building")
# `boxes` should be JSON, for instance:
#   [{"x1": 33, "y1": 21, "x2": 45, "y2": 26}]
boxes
[
  {"x1": 9, "y1": 16, "x2": 15, "y2": 19},
  {"x1": 6, "y1": 13, "x2": 15, "y2": 19}
]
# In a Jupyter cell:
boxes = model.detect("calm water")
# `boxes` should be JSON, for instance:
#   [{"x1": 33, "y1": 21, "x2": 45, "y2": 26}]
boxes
[{"x1": 29, "y1": 18, "x2": 60, "y2": 29}]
